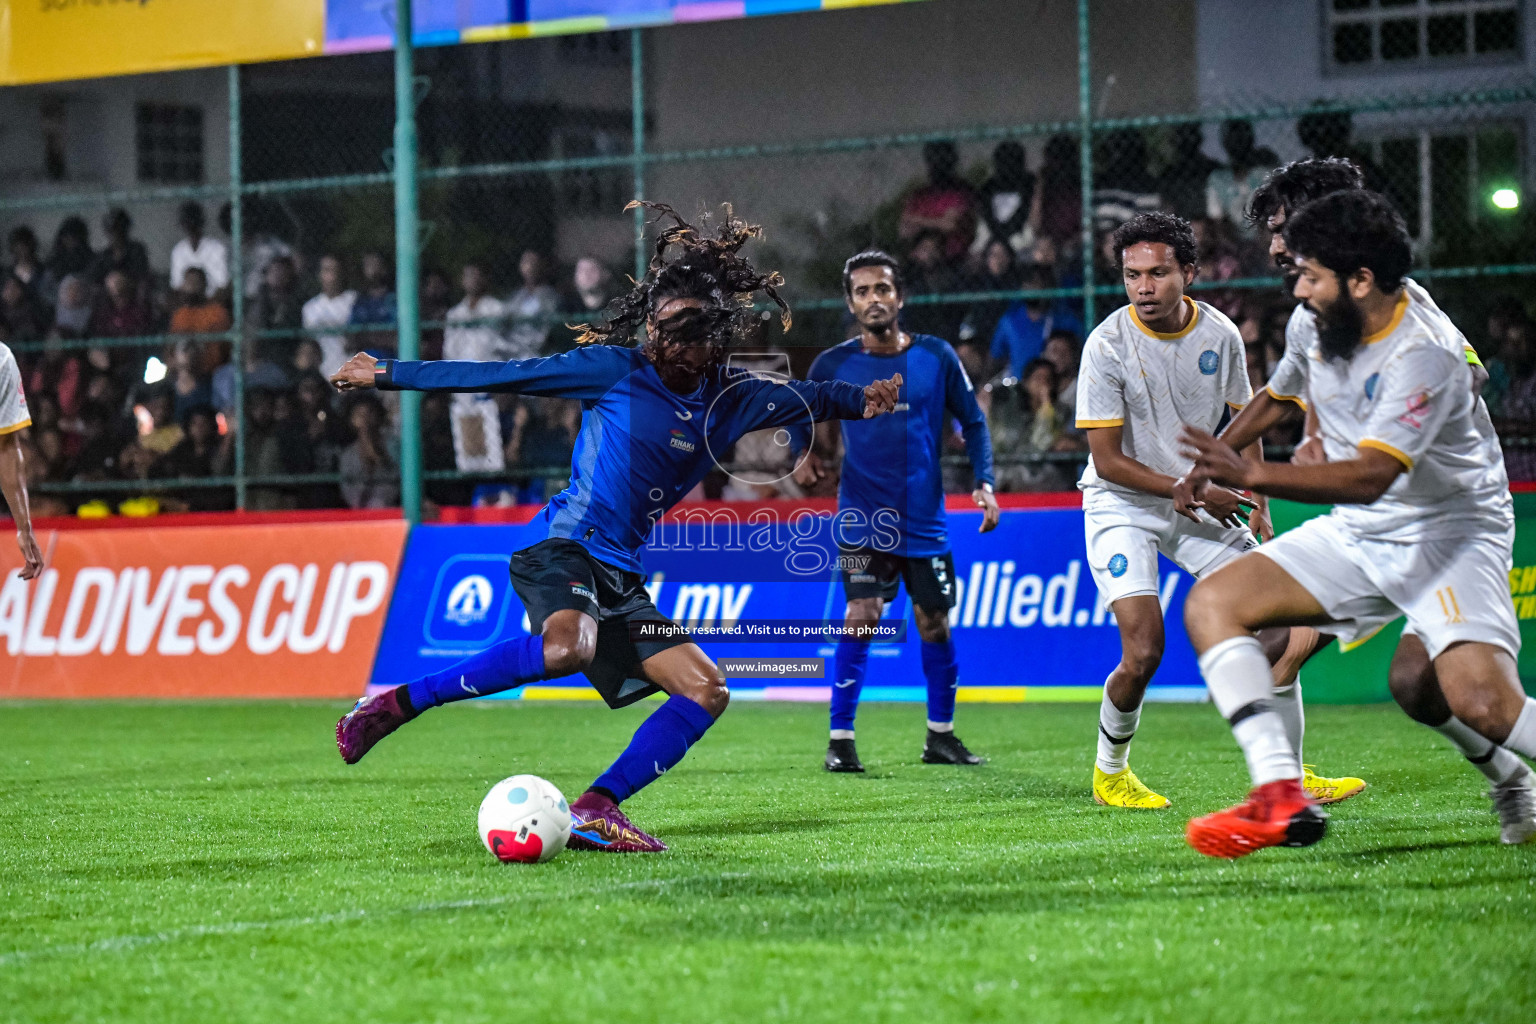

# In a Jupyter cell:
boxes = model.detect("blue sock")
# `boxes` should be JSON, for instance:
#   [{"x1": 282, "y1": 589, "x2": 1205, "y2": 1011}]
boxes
[
  {"x1": 829, "y1": 638, "x2": 871, "y2": 734},
  {"x1": 404, "y1": 635, "x2": 545, "y2": 712},
  {"x1": 590, "y1": 695, "x2": 717, "y2": 803},
  {"x1": 922, "y1": 639, "x2": 959, "y2": 728}
]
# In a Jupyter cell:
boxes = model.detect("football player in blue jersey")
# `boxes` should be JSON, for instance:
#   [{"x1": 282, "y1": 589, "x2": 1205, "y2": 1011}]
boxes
[
  {"x1": 332, "y1": 204, "x2": 902, "y2": 852},
  {"x1": 789, "y1": 250, "x2": 998, "y2": 773}
]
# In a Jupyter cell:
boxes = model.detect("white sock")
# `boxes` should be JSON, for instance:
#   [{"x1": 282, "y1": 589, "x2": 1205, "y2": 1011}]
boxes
[
  {"x1": 1271, "y1": 678, "x2": 1305, "y2": 763},
  {"x1": 1096, "y1": 691, "x2": 1141, "y2": 774},
  {"x1": 1433, "y1": 715, "x2": 1527, "y2": 786},
  {"x1": 830, "y1": 729, "x2": 854, "y2": 741},
  {"x1": 1198, "y1": 636, "x2": 1301, "y2": 785},
  {"x1": 1504, "y1": 697, "x2": 1536, "y2": 760},
  {"x1": 926, "y1": 720, "x2": 954, "y2": 734}
]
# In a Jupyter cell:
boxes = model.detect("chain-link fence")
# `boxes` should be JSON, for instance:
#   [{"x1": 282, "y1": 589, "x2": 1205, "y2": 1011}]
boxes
[{"x1": 2, "y1": 0, "x2": 1534, "y2": 518}]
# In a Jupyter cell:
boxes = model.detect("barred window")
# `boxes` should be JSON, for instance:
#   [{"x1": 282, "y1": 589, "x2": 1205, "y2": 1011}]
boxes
[
  {"x1": 135, "y1": 103, "x2": 204, "y2": 183},
  {"x1": 1326, "y1": 0, "x2": 1522, "y2": 70},
  {"x1": 1358, "y1": 123, "x2": 1522, "y2": 246}
]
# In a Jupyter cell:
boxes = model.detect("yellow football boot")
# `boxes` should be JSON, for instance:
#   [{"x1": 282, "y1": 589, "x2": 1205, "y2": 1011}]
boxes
[
  {"x1": 1301, "y1": 765, "x2": 1366, "y2": 804},
  {"x1": 1093, "y1": 765, "x2": 1171, "y2": 809}
]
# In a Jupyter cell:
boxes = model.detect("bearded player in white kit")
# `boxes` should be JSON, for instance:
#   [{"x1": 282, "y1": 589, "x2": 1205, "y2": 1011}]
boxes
[
  {"x1": 1076, "y1": 211, "x2": 1363, "y2": 809},
  {"x1": 1182, "y1": 190, "x2": 1536, "y2": 857}
]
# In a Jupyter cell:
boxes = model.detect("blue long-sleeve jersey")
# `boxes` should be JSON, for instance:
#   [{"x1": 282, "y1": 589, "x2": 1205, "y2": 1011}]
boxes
[
  {"x1": 788, "y1": 334, "x2": 994, "y2": 557},
  {"x1": 376, "y1": 345, "x2": 867, "y2": 572}
]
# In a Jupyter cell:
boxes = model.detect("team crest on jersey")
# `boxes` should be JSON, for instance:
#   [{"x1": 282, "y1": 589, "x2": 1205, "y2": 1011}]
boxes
[
  {"x1": 1108, "y1": 553, "x2": 1129, "y2": 578},
  {"x1": 1198, "y1": 350, "x2": 1219, "y2": 375},
  {"x1": 1399, "y1": 391, "x2": 1431, "y2": 428},
  {"x1": 1364, "y1": 372, "x2": 1380, "y2": 401},
  {"x1": 668, "y1": 428, "x2": 696, "y2": 453}
]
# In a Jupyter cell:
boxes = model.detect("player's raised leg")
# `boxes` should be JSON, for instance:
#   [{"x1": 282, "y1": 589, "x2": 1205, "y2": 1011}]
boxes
[
  {"x1": 1182, "y1": 556, "x2": 1329, "y2": 857},
  {"x1": 1389, "y1": 633, "x2": 1535, "y2": 843},
  {"x1": 567, "y1": 643, "x2": 728, "y2": 853},
  {"x1": 1092, "y1": 594, "x2": 1169, "y2": 807},
  {"x1": 826, "y1": 596, "x2": 880, "y2": 773},
  {"x1": 914, "y1": 599, "x2": 985, "y2": 766},
  {"x1": 336, "y1": 608, "x2": 589, "y2": 765}
]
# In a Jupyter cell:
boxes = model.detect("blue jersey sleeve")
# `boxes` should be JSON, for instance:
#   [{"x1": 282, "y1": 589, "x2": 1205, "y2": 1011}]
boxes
[
  {"x1": 784, "y1": 351, "x2": 835, "y2": 455},
  {"x1": 727, "y1": 368, "x2": 865, "y2": 440},
  {"x1": 374, "y1": 345, "x2": 638, "y2": 400},
  {"x1": 944, "y1": 345, "x2": 995, "y2": 488}
]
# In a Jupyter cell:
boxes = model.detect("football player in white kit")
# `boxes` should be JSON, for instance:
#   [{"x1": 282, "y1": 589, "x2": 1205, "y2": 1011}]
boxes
[
  {"x1": 1215, "y1": 159, "x2": 1535, "y2": 844},
  {"x1": 1077, "y1": 212, "x2": 1363, "y2": 809},
  {"x1": 0, "y1": 340, "x2": 43, "y2": 579},
  {"x1": 1182, "y1": 190, "x2": 1536, "y2": 857}
]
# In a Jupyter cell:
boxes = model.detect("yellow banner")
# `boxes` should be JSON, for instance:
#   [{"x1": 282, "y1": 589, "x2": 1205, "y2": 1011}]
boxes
[{"x1": 1, "y1": 0, "x2": 325, "y2": 85}]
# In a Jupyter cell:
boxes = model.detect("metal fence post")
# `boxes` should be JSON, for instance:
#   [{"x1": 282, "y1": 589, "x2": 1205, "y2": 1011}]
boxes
[
  {"x1": 632, "y1": 26, "x2": 646, "y2": 283},
  {"x1": 228, "y1": 64, "x2": 247, "y2": 510},
  {"x1": 395, "y1": 0, "x2": 423, "y2": 524},
  {"x1": 1077, "y1": 0, "x2": 1095, "y2": 328}
]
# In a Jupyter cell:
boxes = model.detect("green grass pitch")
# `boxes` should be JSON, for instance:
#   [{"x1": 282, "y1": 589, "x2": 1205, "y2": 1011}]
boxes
[{"x1": 3, "y1": 700, "x2": 1534, "y2": 1024}]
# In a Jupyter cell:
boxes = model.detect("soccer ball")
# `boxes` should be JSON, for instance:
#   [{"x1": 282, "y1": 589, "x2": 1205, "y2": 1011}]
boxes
[{"x1": 477, "y1": 775, "x2": 571, "y2": 863}]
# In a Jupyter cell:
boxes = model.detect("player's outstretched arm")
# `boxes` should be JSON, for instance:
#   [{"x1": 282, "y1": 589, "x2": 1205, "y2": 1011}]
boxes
[
  {"x1": 330, "y1": 347, "x2": 633, "y2": 400},
  {"x1": 0, "y1": 432, "x2": 43, "y2": 580},
  {"x1": 1218, "y1": 389, "x2": 1302, "y2": 453},
  {"x1": 1182, "y1": 426, "x2": 1404, "y2": 505}
]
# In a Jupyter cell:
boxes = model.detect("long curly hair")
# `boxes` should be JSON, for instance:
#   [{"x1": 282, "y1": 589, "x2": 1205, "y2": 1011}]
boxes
[{"x1": 572, "y1": 202, "x2": 791, "y2": 359}]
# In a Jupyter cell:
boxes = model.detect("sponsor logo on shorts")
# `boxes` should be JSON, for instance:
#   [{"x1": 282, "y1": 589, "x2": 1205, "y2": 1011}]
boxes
[
  {"x1": 569, "y1": 582, "x2": 597, "y2": 602},
  {"x1": 1108, "y1": 553, "x2": 1129, "y2": 578},
  {"x1": 668, "y1": 428, "x2": 696, "y2": 453},
  {"x1": 1199, "y1": 350, "x2": 1219, "y2": 375},
  {"x1": 848, "y1": 573, "x2": 876, "y2": 584},
  {"x1": 1364, "y1": 372, "x2": 1380, "y2": 400}
]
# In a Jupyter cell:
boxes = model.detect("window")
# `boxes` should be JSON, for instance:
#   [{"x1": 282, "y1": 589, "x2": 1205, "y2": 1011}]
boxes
[
  {"x1": 1326, "y1": 0, "x2": 1522, "y2": 70},
  {"x1": 1357, "y1": 123, "x2": 1522, "y2": 249},
  {"x1": 135, "y1": 103, "x2": 204, "y2": 183}
]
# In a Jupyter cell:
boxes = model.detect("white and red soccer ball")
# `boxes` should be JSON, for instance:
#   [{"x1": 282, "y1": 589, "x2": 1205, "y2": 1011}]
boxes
[{"x1": 478, "y1": 774, "x2": 571, "y2": 863}]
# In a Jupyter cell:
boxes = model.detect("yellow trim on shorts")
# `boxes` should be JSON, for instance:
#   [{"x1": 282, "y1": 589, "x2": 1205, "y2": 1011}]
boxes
[
  {"x1": 1077, "y1": 418, "x2": 1124, "y2": 428},
  {"x1": 1338, "y1": 622, "x2": 1389, "y2": 653},
  {"x1": 0, "y1": 417, "x2": 30, "y2": 436},
  {"x1": 1264, "y1": 386, "x2": 1307, "y2": 410},
  {"x1": 1359, "y1": 438, "x2": 1413, "y2": 470}
]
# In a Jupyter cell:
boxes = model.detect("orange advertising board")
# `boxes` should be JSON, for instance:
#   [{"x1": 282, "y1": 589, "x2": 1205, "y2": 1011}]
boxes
[{"x1": 0, "y1": 519, "x2": 406, "y2": 698}]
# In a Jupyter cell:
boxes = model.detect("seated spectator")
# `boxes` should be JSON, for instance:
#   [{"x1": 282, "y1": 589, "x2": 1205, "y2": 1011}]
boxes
[
  {"x1": 991, "y1": 268, "x2": 1083, "y2": 378},
  {"x1": 211, "y1": 338, "x2": 290, "y2": 419},
  {"x1": 339, "y1": 395, "x2": 400, "y2": 509},
  {"x1": 7, "y1": 227, "x2": 46, "y2": 301},
  {"x1": 303, "y1": 254, "x2": 358, "y2": 372},
  {"x1": 959, "y1": 239, "x2": 1019, "y2": 348},
  {"x1": 70, "y1": 401, "x2": 128, "y2": 484},
  {"x1": 89, "y1": 208, "x2": 151, "y2": 290},
  {"x1": 419, "y1": 267, "x2": 453, "y2": 362},
  {"x1": 168, "y1": 267, "x2": 232, "y2": 376},
  {"x1": 248, "y1": 255, "x2": 304, "y2": 369},
  {"x1": 972, "y1": 141, "x2": 1035, "y2": 261},
  {"x1": 292, "y1": 338, "x2": 325, "y2": 376},
  {"x1": 1093, "y1": 129, "x2": 1161, "y2": 234},
  {"x1": 53, "y1": 274, "x2": 93, "y2": 337},
  {"x1": 504, "y1": 397, "x2": 579, "y2": 501},
  {"x1": 560, "y1": 257, "x2": 616, "y2": 350},
  {"x1": 290, "y1": 371, "x2": 346, "y2": 508},
  {"x1": 169, "y1": 201, "x2": 229, "y2": 299},
  {"x1": 1206, "y1": 119, "x2": 1278, "y2": 237},
  {"x1": 165, "y1": 341, "x2": 213, "y2": 424},
  {"x1": 987, "y1": 358, "x2": 1072, "y2": 492},
  {"x1": 221, "y1": 200, "x2": 296, "y2": 301},
  {"x1": 1494, "y1": 319, "x2": 1536, "y2": 481},
  {"x1": 26, "y1": 339, "x2": 84, "y2": 420},
  {"x1": 1, "y1": 273, "x2": 47, "y2": 343},
  {"x1": 506, "y1": 249, "x2": 560, "y2": 358},
  {"x1": 153, "y1": 405, "x2": 233, "y2": 511},
  {"x1": 446, "y1": 261, "x2": 509, "y2": 472},
  {"x1": 1041, "y1": 327, "x2": 1085, "y2": 443},
  {"x1": 901, "y1": 230, "x2": 963, "y2": 340},
  {"x1": 348, "y1": 251, "x2": 397, "y2": 356},
  {"x1": 90, "y1": 268, "x2": 155, "y2": 388},
  {"x1": 136, "y1": 389, "x2": 184, "y2": 456},
  {"x1": 45, "y1": 216, "x2": 94, "y2": 294},
  {"x1": 240, "y1": 387, "x2": 299, "y2": 510},
  {"x1": 1481, "y1": 295, "x2": 1528, "y2": 416},
  {"x1": 899, "y1": 140, "x2": 977, "y2": 264},
  {"x1": 1158, "y1": 124, "x2": 1220, "y2": 222},
  {"x1": 1037, "y1": 134, "x2": 1083, "y2": 250}
]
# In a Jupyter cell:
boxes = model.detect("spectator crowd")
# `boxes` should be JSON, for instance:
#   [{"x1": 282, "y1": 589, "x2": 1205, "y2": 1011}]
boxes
[{"x1": 3, "y1": 112, "x2": 1534, "y2": 519}]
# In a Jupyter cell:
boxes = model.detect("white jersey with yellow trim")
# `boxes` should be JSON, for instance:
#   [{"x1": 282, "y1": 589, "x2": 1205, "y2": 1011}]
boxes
[
  {"x1": 0, "y1": 341, "x2": 31, "y2": 436},
  {"x1": 1282, "y1": 284, "x2": 1510, "y2": 542},
  {"x1": 1075, "y1": 296, "x2": 1251, "y2": 503}
]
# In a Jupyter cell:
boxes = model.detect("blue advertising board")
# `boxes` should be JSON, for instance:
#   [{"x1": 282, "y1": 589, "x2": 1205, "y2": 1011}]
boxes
[{"x1": 369, "y1": 506, "x2": 1205, "y2": 702}]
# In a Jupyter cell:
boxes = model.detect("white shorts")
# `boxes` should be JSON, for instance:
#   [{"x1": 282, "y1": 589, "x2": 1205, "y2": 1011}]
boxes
[
  {"x1": 1257, "y1": 513, "x2": 1520, "y2": 661},
  {"x1": 1084, "y1": 492, "x2": 1260, "y2": 606}
]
